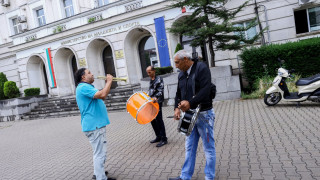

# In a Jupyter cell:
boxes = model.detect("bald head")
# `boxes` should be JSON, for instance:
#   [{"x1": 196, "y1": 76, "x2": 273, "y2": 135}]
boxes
[{"x1": 146, "y1": 66, "x2": 156, "y2": 79}]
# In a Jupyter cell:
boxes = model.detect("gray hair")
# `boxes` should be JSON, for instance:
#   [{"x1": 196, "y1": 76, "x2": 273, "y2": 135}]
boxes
[{"x1": 173, "y1": 50, "x2": 192, "y2": 60}]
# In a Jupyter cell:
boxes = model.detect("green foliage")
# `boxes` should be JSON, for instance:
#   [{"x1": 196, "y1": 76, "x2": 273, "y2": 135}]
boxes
[
  {"x1": 3, "y1": 81, "x2": 20, "y2": 99},
  {"x1": 24, "y1": 88, "x2": 40, "y2": 97},
  {"x1": 0, "y1": 72, "x2": 7, "y2": 82},
  {"x1": 174, "y1": 43, "x2": 183, "y2": 53},
  {"x1": 88, "y1": 17, "x2": 95, "y2": 23},
  {"x1": 56, "y1": 25, "x2": 63, "y2": 32},
  {"x1": 241, "y1": 75, "x2": 300, "y2": 99},
  {"x1": 155, "y1": 66, "x2": 173, "y2": 76},
  {"x1": 169, "y1": 0, "x2": 263, "y2": 66},
  {"x1": 240, "y1": 37, "x2": 320, "y2": 90},
  {"x1": 0, "y1": 72, "x2": 8, "y2": 100}
]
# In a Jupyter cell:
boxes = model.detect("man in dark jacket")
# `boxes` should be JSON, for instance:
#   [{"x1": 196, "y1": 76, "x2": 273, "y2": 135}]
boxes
[
  {"x1": 169, "y1": 50, "x2": 216, "y2": 180},
  {"x1": 146, "y1": 66, "x2": 168, "y2": 147}
]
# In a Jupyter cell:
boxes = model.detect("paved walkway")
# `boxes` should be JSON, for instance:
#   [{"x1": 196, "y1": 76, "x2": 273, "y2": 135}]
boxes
[{"x1": 0, "y1": 99, "x2": 319, "y2": 180}]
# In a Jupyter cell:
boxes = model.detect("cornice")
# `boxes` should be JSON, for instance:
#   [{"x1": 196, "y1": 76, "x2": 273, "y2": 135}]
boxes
[{"x1": 9, "y1": 1, "x2": 173, "y2": 52}]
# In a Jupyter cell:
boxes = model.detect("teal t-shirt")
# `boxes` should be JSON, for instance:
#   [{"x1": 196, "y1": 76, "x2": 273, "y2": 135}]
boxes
[{"x1": 76, "y1": 82, "x2": 110, "y2": 132}]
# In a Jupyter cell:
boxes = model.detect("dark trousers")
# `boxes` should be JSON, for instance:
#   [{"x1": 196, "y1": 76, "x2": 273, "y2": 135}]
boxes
[{"x1": 151, "y1": 103, "x2": 167, "y2": 141}]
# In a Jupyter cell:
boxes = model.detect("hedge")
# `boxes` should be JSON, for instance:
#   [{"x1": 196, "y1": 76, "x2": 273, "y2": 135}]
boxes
[
  {"x1": 0, "y1": 72, "x2": 8, "y2": 100},
  {"x1": 240, "y1": 37, "x2": 320, "y2": 90},
  {"x1": 24, "y1": 88, "x2": 40, "y2": 97},
  {"x1": 155, "y1": 66, "x2": 173, "y2": 76},
  {"x1": 3, "y1": 81, "x2": 20, "y2": 99}
]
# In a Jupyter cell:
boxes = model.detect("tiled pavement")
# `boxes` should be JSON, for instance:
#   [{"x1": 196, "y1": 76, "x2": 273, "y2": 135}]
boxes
[{"x1": 0, "y1": 99, "x2": 319, "y2": 180}]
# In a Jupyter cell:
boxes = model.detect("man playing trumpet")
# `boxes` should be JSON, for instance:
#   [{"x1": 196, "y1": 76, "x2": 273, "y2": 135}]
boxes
[{"x1": 74, "y1": 68, "x2": 116, "y2": 180}]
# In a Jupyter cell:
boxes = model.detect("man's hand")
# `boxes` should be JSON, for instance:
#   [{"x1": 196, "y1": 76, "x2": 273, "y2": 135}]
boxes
[
  {"x1": 152, "y1": 97, "x2": 158, "y2": 103},
  {"x1": 178, "y1": 100, "x2": 190, "y2": 112},
  {"x1": 105, "y1": 74, "x2": 113, "y2": 84},
  {"x1": 174, "y1": 108, "x2": 181, "y2": 120}
]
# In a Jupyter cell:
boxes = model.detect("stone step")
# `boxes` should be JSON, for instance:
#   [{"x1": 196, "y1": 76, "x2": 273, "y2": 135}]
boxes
[
  {"x1": 36, "y1": 96, "x2": 129, "y2": 108},
  {"x1": 21, "y1": 107, "x2": 126, "y2": 121},
  {"x1": 29, "y1": 102, "x2": 127, "y2": 114},
  {"x1": 39, "y1": 94, "x2": 130, "y2": 105},
  {"x1": 20, "y1": 84, "x2": 140, "y2": 120}
]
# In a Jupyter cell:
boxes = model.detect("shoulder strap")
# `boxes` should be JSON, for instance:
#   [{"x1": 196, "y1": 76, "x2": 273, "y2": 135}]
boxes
[{"x1": 192, "y1": 62, "x2": 200, "y2": 96}]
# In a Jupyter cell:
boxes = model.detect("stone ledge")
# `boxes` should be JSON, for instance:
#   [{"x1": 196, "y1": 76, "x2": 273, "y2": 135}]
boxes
[{"x1": 0, "y1": 95, "x2": 48, "y2": 121}]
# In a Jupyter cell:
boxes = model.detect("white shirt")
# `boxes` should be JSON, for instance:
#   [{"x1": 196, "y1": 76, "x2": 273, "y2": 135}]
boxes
[{"x1": 186, "y1": 63, "x2": 194, "y2": 76}]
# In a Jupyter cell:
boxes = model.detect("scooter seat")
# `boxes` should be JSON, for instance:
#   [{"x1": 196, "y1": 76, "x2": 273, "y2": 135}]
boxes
[{"x1": 296, "y1": 74, "x2": 320, "y2": 86}]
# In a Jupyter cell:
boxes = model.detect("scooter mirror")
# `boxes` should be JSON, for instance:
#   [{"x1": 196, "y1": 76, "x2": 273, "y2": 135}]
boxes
[{"x1": 280, "y1": 60, "x2": 285, "y2": 64}]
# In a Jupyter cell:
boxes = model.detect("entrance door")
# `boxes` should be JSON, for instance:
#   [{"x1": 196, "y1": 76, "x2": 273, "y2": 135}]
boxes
[
  {"x1": 71, "y1": 55, "x2": 78, "y2": 76},
  {"x1": 102, "y1": 46, "x2": 117, "y2": 89},
  {"x1": 42, "y1": 63, "x2": 49, "y2": 94}
]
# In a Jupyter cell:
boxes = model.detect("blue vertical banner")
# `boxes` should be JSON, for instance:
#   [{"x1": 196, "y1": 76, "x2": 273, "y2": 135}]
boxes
[{"x1": 154, "y1": 17, "x2": 171, "y2": 67}]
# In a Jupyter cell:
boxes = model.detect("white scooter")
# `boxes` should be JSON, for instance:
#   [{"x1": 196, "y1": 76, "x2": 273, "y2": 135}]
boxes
[{"x1": 264, "y1": 60, "x2": 320, "y2": 106}]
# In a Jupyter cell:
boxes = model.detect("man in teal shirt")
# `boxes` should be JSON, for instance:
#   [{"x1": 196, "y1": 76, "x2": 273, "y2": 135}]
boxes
[{"x1": 75, "y1": 68, "x2": 116, "y2": 180}]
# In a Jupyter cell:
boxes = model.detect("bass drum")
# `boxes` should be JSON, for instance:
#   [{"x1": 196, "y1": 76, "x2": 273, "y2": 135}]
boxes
[{"x1": 126, "y1": 92, "x2": 159, "y2": 124}]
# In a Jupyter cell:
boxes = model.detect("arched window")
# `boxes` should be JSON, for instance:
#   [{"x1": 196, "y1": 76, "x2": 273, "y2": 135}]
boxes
[{"x1": 139, "y1": 36, "x2": 157, "y2": 78}]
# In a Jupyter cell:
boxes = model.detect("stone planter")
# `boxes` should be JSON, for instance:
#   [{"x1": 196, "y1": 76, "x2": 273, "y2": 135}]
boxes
[{"x1": 0, "y1": 95, "x2": 48, "y2": 122}]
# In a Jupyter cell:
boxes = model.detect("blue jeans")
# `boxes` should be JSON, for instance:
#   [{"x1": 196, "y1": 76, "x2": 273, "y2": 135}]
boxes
[
  {"x1": 180, "y1": 109, "x2": 216, "y2": 180},
  {"x1": 84, "y1": 127, "x2": 108, "y2": 180}
]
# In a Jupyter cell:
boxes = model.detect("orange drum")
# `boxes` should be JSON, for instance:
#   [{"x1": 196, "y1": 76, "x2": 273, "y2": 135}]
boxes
[{"x1": 126, "y1": 92, "x2": 159, "y2": 124}]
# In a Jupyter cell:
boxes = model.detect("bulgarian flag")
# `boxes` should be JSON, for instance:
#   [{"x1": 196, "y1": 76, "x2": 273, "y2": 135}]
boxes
[{"x1": 45, "y1": 48, "x2": 56, "y2": 88}]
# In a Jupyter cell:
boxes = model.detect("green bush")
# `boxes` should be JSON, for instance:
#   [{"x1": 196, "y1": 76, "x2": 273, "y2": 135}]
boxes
[
  {"x1": 155, "y1": 66, "x2": 173, "y2": 76},
  {"x1": 241, "y1": 74, "x2": 300, "y2": 99},
  {"x1": 3, "y1": 81, "x2": 20, "y2": 99},
  {"x1": 240, "y1": 37, "x2": 320, "y2": 91},
  {"x1": 0, "y1": 72, "x2": 8, "y2": 100},
  {"x1": 174, "y1": 43, "x2": 183, "y2": 53},
  {"x1": 24, "y1": 88, "x2": 40, "y2": 97}
]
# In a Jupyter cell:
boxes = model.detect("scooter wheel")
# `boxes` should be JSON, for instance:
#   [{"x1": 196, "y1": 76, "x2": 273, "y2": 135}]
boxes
[{"x1": 264, "y1": 92, "x2": 282, "y2": 106}]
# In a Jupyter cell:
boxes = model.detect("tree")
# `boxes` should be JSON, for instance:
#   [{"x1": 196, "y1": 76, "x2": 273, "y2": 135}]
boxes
[
  {"x1": 169, "y1": 0, "x2": 263, "y2": 67},
  {"x1": 174, "y1": 43, "x2": 183, "y2": 53}
]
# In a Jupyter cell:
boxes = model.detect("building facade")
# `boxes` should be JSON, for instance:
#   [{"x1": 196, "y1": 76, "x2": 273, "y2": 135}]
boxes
[{"x1": 0, "y1": 0, "x2": 319, "y2": 97}]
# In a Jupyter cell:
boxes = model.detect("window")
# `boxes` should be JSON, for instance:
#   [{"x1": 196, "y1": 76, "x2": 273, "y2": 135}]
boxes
[
  {"x1": 139, "y1": 36, "x2": 157, "y2": 78},
  {"x1": 234, "y1": 21, "x2": 257, "y2": 40},
  {"x1": 98, "y1": 0, "x2": 109, "y2": 7},
  {"x1": 36, "y1": 8, "x2": 46, "y2": 26},
  {"x1": 12, "y1": 18, "x2": 20, "y2": 35},
  {"x1": 63, "y1": 0, "x2": 74, "y2": 17},
  {"x1": 294, "y1": 6, "x2": 320, "y2": 34}
]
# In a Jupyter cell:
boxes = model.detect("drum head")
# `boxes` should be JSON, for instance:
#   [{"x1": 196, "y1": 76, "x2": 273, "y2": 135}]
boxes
[
  {"x1": 126, "y1": 92, "x2": 159, "y2": 125},
  {"x1": 137, "y1": 101, "x2": 159, "y2": 124}
]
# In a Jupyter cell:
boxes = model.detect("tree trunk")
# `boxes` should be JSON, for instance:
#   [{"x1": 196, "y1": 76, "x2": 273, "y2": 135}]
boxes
[
  {"x1": 208, "y1": 36, "x2": 215, "y2": 67},
  {"x1": 203, "y1": 5, "x2": 215, "y2": 67}
]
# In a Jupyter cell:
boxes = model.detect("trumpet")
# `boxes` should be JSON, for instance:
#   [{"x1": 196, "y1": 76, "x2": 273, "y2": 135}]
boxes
[{"x1": 95, "y1": 76, "x2": 128, "y2": 82}]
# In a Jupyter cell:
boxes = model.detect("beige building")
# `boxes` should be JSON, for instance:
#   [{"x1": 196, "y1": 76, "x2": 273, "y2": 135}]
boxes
[{"x1": 0, "y1": 0, "x2": 319, "y2": 97}]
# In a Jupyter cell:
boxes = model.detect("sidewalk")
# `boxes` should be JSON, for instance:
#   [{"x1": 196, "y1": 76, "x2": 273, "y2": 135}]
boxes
[{"x1": 0, "y1": 99, "x2": 319, "y2": 180}]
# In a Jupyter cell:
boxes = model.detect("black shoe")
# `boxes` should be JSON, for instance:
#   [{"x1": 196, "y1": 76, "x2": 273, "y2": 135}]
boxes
[
  {"x1": 150, "y1": 137, "x2": 161, "y2": 143},
  {"x1": 107, "y1": 178, "x2": 116, "y2": 180},
  {"x1": 92, "y1": 171, "x2": 108, "y2": 179},
  {"x1": 168, "y1": 177, "x2": 182, "y2": 180},
  {"x1": 156, "y1": 140, "x2": 167, "y2": 147}
]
